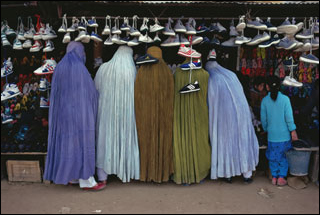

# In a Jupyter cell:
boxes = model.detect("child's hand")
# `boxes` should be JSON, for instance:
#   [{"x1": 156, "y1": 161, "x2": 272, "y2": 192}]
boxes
[{"x1": 291, "y1": 130, "x2": 299, "y2": 141}]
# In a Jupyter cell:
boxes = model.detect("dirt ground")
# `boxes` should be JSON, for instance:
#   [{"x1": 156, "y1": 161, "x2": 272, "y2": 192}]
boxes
[{"x1": 1, "y1": 174, "x2": 319, "y2": 214}]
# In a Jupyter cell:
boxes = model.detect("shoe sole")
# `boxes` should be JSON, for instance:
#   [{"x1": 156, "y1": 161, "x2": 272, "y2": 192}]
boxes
[
  {"x1": 283, "y1": 80, "x2": 303, "y2": 88},
  {"x1": 296, "y1": 35, "x2": 314, "y2": 39},
  {"x1": 127, "y1": 42, "x2": 139, "y2": 46},
  {"x1": 180, "y1": 88, "x2": 200, "y2": 94},
  {"x1": 34, "y1": 71, "x2": 54, "y2": 75},
  {"x1": 136, "y1": 60, "x2": 158, "y2": 65},
  {"x1": 175, "y1": 29, "x2": 187, "y2": 33},
  {"x1": 267, "y1": 27, "x2": 278, "y2": 32},
  {"x1": 277, "y1": 26, "x2": 298, "y2": 35},
  {"x1": 161, "y1": 42, "x2": 181, "y2": 47},
  {"x1": 163, "y1": 32, "x2": 176, "y2": 36},
  {"x1": 33, "y1": 36, "x2": 42, "y2": 40},
  {"x1": 88, "y1": 24, "x2": 99, "y2": 28},
  {"x1": 1, "y1": 92, "x2": 21, "y2": 101},
  {"x1": 104, "y1": 42, "x2": 114, "y2": 45},
  {"x1": 130, "y1": 32, "x2": 141, "y2": 37},
  {"x1": 150, "y1": 28, "x2": 165, "y2": 33},
  {"x1": 13, "y1": 46, "x2": 23, "y2": 50},
  {"x1": 192, "y1": 38, "x2": 203, "y2": 45},
  {"x1": 181, "y1": 67, "x2": 202, "y2": 70},
  {"x1": 120, "y1": 28, "x2": 131, "y2": 31},
  {"x1": 2, "y1": 119, "x2": 13, "y2": 124},
  {"x1": 246, "y1": 25, "x2": 267, "y2": 31},
  {"x1": 102, "y1": 30, "x2": 111, "y2": 35},
  {"x1": 186, "y1": 31, "x2": 197, "y2": 35},
  {"x1": 40, "y1": 106, "x2": 49, "y2": 108},
  {"x1": 112, "y1": 31, "x2": 122, "y2": 35},
  {"x1": 30, "y1": 48, "x2": 41, "y2": 52},
  {"x1": 299, "y1": 56, "x2": 319, "y2": 64},
  {"x1": 284, "y1": 43, "x2": 297, "y2": 50},
  {"x1": 91, "y1": 37, "x2": 103, "y2": 42},
  {"x1": 258, "y1": 40, "x2": 280, "y2": 48},
  {"x1": 1, "y1": 72, "x2": 13, "y2": 78},
  {"x1": 177, "y1": 51, "x2": 201, "y2": 58}
]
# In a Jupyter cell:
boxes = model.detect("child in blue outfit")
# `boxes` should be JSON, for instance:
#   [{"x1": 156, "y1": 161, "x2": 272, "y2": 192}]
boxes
[{"x1": 261, "y1": 76, "x2": 299, "y2": 186}]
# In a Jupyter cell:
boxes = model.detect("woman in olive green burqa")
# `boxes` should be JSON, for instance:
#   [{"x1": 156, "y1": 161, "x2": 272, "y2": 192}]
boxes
[
  {"x1": 173, "y1": 58, "x2": 211, "y2": 185},
  {"x1": 135, "y1": 46, "x2": 174, "y2": 183}
]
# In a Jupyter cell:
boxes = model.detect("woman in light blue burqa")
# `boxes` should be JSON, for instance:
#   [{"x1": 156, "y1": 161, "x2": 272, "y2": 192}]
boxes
[
  {"x1": 44, "y1": 42, "x2": 105, "y2": 190},
  {"x1": 95, "y1": 46, "x2": 140, "y2": 183},
  {"x1": 205, "y1": 49, "x2": 259, "y2": 183}
]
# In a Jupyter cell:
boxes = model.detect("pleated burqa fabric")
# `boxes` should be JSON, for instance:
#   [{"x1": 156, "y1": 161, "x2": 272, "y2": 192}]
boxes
[
  {"x1": 44, "y1": 42, "x2": 98, "y2": 185},
  {"x1": 95, "y1": 46, "x2": 140, "y2": 183},
  {"x1": 205, "y1": 61, "x2": 259, "y2": 180},
  {"x1": 135, "y1": 46, "x2": 174, "y2": 183},
  {"x1": 173, "y1": 61, "x2": 211, "y2": 185}
]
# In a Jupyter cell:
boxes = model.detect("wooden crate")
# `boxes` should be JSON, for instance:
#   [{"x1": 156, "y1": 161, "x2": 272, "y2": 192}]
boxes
[{"x1": 6, "y1": 160, "x2": 42, "y2": 182}]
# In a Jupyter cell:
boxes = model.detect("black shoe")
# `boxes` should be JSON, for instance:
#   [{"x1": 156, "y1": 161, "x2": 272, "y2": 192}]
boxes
[
  {"x1": 179, "y1": 81, "x2": 200, "y2": 94},
  {"x1": 136, "y1": 54, "x2": 159, "y2": 65},
  {"x1": 225, "y1": 178, "x2": 232, "y2": 184},
  {"x1": 244, "y1": 178, "x2": 253, "y2": 184}
]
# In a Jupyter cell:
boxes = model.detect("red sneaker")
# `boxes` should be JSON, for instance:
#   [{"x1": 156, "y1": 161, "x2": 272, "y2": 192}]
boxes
[
  {"x1": 272, "y1": 177, "x2": 277, "y2": 185},
  {"x1": 277, "y1": 177, "x2": 287, "y2": 186},
  {"x1": 82, "y1": 182, "x2": 106, "y2": 191}
]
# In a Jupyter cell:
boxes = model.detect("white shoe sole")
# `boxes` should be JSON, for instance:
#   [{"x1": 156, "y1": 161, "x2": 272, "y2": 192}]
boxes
[
  {"x1": 181, "y1": 67, "x2": 201, "y2": 70},
  {"x1": 91, "y1": 36, "x2": 103, "y2": 42},
  {"x1": 284, "y1": 43, "x2": 297, "y2": 50},
  {"x1": 1, "y1": 92, "x2": 21, "y2": 101},
  {"x1": 161, "y1": 42, "x2": 181, "y2": 47},
  {"x1": 277, "y1": 25, "x2": 298, "y2": 35},
  {"x1": 2, "y1": 118, "x2": 13, "y2": 124},
  {"x1": 88, "y1": 24, "x2": 99, "y2": 28},
  {"x1": 299, "y1": 56, "x2": 319, "y2": 64},
  {"x1": 128, "y1": 42, "x2": 139, "y2": 46},
  {"x1": 42, "y1": 35, "x2": 57, "y2": 40},
  {"x1": 283, "y1": 80, "x2": 303, "y2": 88},
  {"x1": 43, "y1": 48, "x2": 54, "y2": 52},
  {"x1": 104, "y1": 42, "x2": 114, "y2": 45},
  {"x1": 175, "y1": 29, "x2": 187, "y2": 33},
  {"x1": 150, "y1": 27, "x2": 165, "y2": 33},
  {"x1": 247, "y1": 25, "x2": 267, "y2": 31},
  {"x1": 267, "y1": 27, "x2": 278, "y2": 32},
  {"x1": 180, "y1": 88, "x2": 200, "y2": 94},
  {"x1": 177, "y1": 51, "x2": 201, "y2": 58},
  {"x1": 30, "y1": 48, "x2": 41, "y2": 52},
  {"x1": 136, "y1": 60, "x2": 158, "y2": 65},
  {"x1": 13, "y1": 46, "x2": 23, "y2": 50},
  {"x1": 236, "y1": 23, "x2": 246, "y2": 31},
  {"x1": 163, "y1": 32, "x2": 176, "y2": 36},
  {"x1": 192, "y1": 38, "x2": 203, "y2": 45},
  {"x1": 102, "y1": 30, "x2": 111, "y2": 35},
  {"x1": 296, "y1": 34, "x2": 314, "y2": 39},
  {"x1": 112, "y1": 30, "x2": 122, "y2": 35},
  {"x1": 186, "y1": 31, "x2": 197, "y2": 35}
]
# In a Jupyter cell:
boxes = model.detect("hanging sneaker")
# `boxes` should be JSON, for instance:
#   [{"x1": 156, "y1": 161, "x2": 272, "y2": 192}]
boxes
[
  {"x1": 67, "y1": 17, "x2": 78, "y2": 32},
  {"x1": 311, "y1": 37, "x2": 319, "y2": 50},
  {"x1": 111, "y1": 34, "x2": 121, "y2": 44},
  {"x1": 1, "y1": 84, "x2": 21, "y2": 101},
  {"x1": 24, "y1": 23, "x2": 36, "y2": 39},
  {"x1": 39, "y1": 78, "x2": 49, "y2": 91},
  {"x1": 299, "y1": 53, "x2": 319, "y2": 64},
  {"x1": 119, "y1": 36, "x2": 130, "y2": 44},
  {"x1": 90, "y1": 32, "x2": 103, "y2": 42},
  {"x1": 13, "y1": 38, "x2": 23, "y2": 50},
  {"x1": 160, "y1": 35, "x2": 180, "y2": 47},
  {"x1": 264, "y1": 17, "x2": 277, "y2": 32},
  {"x1": 209, "y1": 22, "x2": 220, "y2": 33},
  {"x1": 58, "y1": 14, "x2": 67, "y2": 33},
  {"x1": 88, "y1": 16, "x2": 98, "y2": 28},
  {"x1": 276, "y1": 37, "x2": 297, "y2": 50},
  {"x1": 5, "y1": 25, "x2": 16, "y2": 37},
  {"x1": 138, "y1": 33, "x2": 153, "y2": 43},
  {"x1": 236, "y1": 15, "x2": 246, "y2": 32},
  {"x1": 258, "y1": 34, "x2": 280, "y2": 48},
  {"x1": 140, "y1": 17, "x2": 149, "y2": 33},
  {"x1": 130, "y1": 26, "x2": 141, "y2": 37},
  {"x1": 153, "y1": 32, "x2": 161, "y2": 43},
  {"x1": 40, "y1": 97, "x2": 50, "y2": 108},
  {"x1": 208, "y1": 49, "x2": 217, "y2": 59},
  {"x1": 17, "y1": 25, "x2": 26, "y2": 41},
  {"x1": 177, "y1": 44, "x2": 201, "y2": 58},
  {"x1": 191, "y1": 35, "x2": 203, "y2": 45},
  {"x1": 174, "y1": 18, "x2": 187, "y2": 33},
  {"x1": 127, "y1": 37, "x2": 140, "y2": 46},
  {"x1": 216, "y1": 22, "x2": 227, "y2": 34},
  {"x1": 222, "y1": 37, "x2": 237, "y2": 47},
  {"x1": 247, "y1": 17, "x2": 267, "y2": 30},
  {"x1": 136, "y1": 54, "x2": 159, "y2": 65},
  {"x1": 33, "y1": 23, "x2": 45, "y2": 40},
  {"x1": 43, "y1": 40, "x2": 55, "y2": 52},
  {"x1": 186, "y1": 18, "x2": 197, "y2": 35},
  {"x1": 75, "y1": 30, "x2": 86, "y2": 42},
  {"x1": 246, "y1": 32, "x2": 270, "y2": 46},
  {"x1": 63, "y1": 32, "x2": 71, "y2": 44},
  {"x1": 296, "y1": 28, "x2": 313, "y2": 39},
  {"x1": 81, "y1": 31, "x2": 91, "y2": 43},
  {"x1": 180, "y1": 60, "x2": 202, "y2": 70},
  {"x1": 22, "y1": 39, "x2": 32, "y2": 48},
  {"x1": 120, "y1": 17, "x2": 131, "y2": 31},
  {"x1": 210, "y1": 37, "x2": 220, "y2": 46},
  {"x1": 42, "y1": 24, "x2": 57, "y2": 40},
  {"x1": 2, "y1": 112, "x2": 14, "y2": 124},
  {"x1": 235, "y1": 35, "x2": 252, "y2": 45},
  {"x1": 277, "y1": 17, "x2": 298, "y2": 35},
  {"x1": 294, "y1": 39, "x2": 311, "y2": 52},
  {"x1": 179, "y1": 81, "x2": 200, "y2": 94},
  {"x1": 1, "y1": 33, "x2": 11, "y2": 46},
  {"x1": 104, "y1": 35, "x2": 114, "y2": 45},
  {"x1": 112, "y1": 17, "x2": 122, "y2": 35},
  {"x1": 180, "y1": 34, "x2": 190, "y2": 45},
  {"x1": 1, "y1": 58, "x2": 13, "y2": 78},
  {"x1": 30, "y1": 40, "x2": 43, "y2": 52},
  {"x1": 77, "y1": 17, "x2": 88, "y2": 31},
  {"x1": 102, "y1": 15, "x2": 111, "y2": 35},
  {"x1": 150, "y1": 17, "x2": 164, "y2": 33},
  {"x1": 34, "y1": 58, "x2": 57, "y2": 75},
  {"x1": 163, "y1": 18, "x2": 175, "y2": 36},
  {"x1": 196, "y1": 22, "x2": 209, "y2": 34}
]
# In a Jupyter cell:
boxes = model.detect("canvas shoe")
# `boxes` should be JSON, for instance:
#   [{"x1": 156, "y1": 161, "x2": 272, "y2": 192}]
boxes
[
  {"x1": 58, "y1": 14, "x2": 67, "y2": 33},
  {"x1": 62, "y1": 32, "x2": 71, "y2": 44},
  {"x1": 75, "y1": 30, "x2": 86, "y2": 42},
  {"x1": 39, "y1": 78, "x2": 49, "y2": 91},
  {"x1": 138, "y1": 33, "x2": 153, "y2": 43},
  {"x1": 1, "y1": 33, "x2": 11, "y2": 46},
  {"x1": 236, "y1": 15, "x2": 246, "y2": 32},
  {"x1": 1, "y1": 58, "x2": 13, "y2": 78},
  {"x1": 88, "y1": 16, "x2": 98, "y2": 28},
  {"x1": 174, "y1": 18, "x2": 187, "y2": 33},
  {"x1": 13, "y1": 38, "x2": 23, "y2": 50},
  {"x1": 1, "y1": 84, "x2": 21, "y2": 101},
  {"x1": 235, "y1": 35, "x2": 251, "y2": 45},
  {"x1": 120, "y1": 17, "x2": 131, "y2": 31},
  {"x1": 222, "y1": 37, "x2": 237, "y2": 47},
  {"x1": 180, "y1": 60, "x2": 202, "y2": 70},
  {"x1": 294, "y1": 39, "x2": 311, "y2": 52},
  {"x1": 277, "y1": 17, "x2": 298, "y2": 35},
  {"x1": 112, "y1": 17, "x2": 122, "y2": 35},
  {"x1": 90, "y1": 32, "x2": 103, "y2": 42},
  {"x1": 186, "y1": 18, "x2": 197, "y2": 35},
  {"x1": 136, "y1": 54, "x2": 159, "y2": 65},
  {"x1": 17, "y1": 25, "x2": 26, "y2": 41},
  {"x1": 140, "y1": 17, "x2": 149, "y2": 33},
  {"x1": 258, "y1": 34, "x2": 280, "y2": 48},
  {"x1": 299, "y1": 54, "x2": 319, "y2": 64},
  {"x1": 229, "y1": 25, "x2": 239, "y2": 37},
  {"x1": 289, "y1": 17, "x2": 304, "y2": 35},
  {"x1": 247, "y1": 17, "x2": 267, "y2": 30},
  {"x1": 150, "y1": 17, "x2": 164, "y2": 33},
  {"x1": 127, "y1": 37, "x2": 140, "y2": 46},
  {"x1": 111, "y1": 34, "x2": 121, "y2": 44},
  {"x1": 264, "y1": 17, "x2": 277, "y2": 32},
  {"x1": 153, "y1": 32, "x2": 161, "y2": 43},
  {"x1": 24, "y1": 23, "x2": 36, "y2": 39},
  {"x1": 42, "y1": 24, "x2": 57, "y2": 40},
  {"x1": 102, "y1": 15, "x2": 111, "y2": 35},
  {"x1": 246, "y1": 32, "x2": 270, "y2": 46},
  {"x1": 177, "y1": 44, "x2": 201, "y2": 58},
  {"x1": 179, "y1": 81, "x2": 200, "y2": 94},
  {"x1": 104, "y1": 35, "x2": 114, "y2": 45},
  {"x1": 40, "y1": 97, "x2": 50, "y2": 108},
  {"x1": 191, "y1": 35, "x2": 203, "y2": 45},
  {"x1": 34, "y1": 58, "x2": 57, "y2": 75},
  {"x1": 76, "y1": 18, "x2": 86, "y2": 31},
  {"x1": 180, "y1": 34, "x2": 190, "y2": 45},
  {"x1": 163, "y1": 18, "x2": 175, "y2": 36},
  {"x1": 130, "y1": 26, "x2": 141, "y2": 37},
  {"x1": 160, "y1": 35, "x2": 180, "y2": 47},
  {"x1": 5, "y1": 25, "x2": 16, "y2": 37},
  {"x1": 33, "y1": 23, "x2": 45, "y2": 40},
  {"x1": 81, "y1": 31, "x2": 91, "y2": 43},
  {"x1": 296, "y1": 28, "x2": 313, "y2": 39},
  {"x1": 208, "y1": 49, "x2": 217, "y2": 59},
  {"x1": 30, "y1": 40, "x2": 43, "y2": 52},
  {"x1": 276, "y1": 37, "x2": 297, "y2": 50},
  {"x1": 22, "y1": 39, "x2": 32, "y2": 48},
  {"x1": 67, "y1": 17, "x2": 78, "y2": 32},
  {"x1": 43, "y1": 40, "x2": 55, "y2": 52}
]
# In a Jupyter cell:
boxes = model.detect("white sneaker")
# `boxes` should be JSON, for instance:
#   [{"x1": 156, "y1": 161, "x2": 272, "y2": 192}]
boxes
[
  {"x1": 1, "y1": 84, "x2": 21, "y2": 101},
  {"x1": 42, "y1": 24, "x2": 57, "y2": 40},
  {"x1": 13, "y1": 38, "x2": 23, "y2": 50},
  {"x1": 283, "y1": 76, "x2": 303, "y2": 87},
  {"x1": 128, "y1": 37, "x2": 140, "y2": 46},
  {"x1": 177, "y1": 44, "x2": 201, "y2": 58},
  {"x1": 102, "y1": 15, "x2": 111, "y2": 35},
  {"x1": 1, "y1": 58, "x2": 13, "y2": 78},
  {"x1": 111, "y1": 34, "x2": 120, "y2": 43},
  {"x1": 81, "y1": 32, "x2": 91, "y2": 43},
  {"x1": 150, "y1": 18, "x2": 164, "y2": 33},
  {"x1": 62, "y1": 32, "x2": 71, "y2": 43},
  {"x1": 104, "y1": 35, "x2": 113, "y2": 45},
  {"x1": 43, "y1": 40, "x2": 55, "y2": 52},
  {"x1": 30, "y1": 40, "x2": 43, "y2": 52},
  {"x1": 39, "y1": 78, "x2": 49, "y2": 91},
  {"x1": 22, "y1": 39, "x2": 32, "y2": 48},
  {"x1": 138, "y1": 33, "x2": 153, "y2": 43},
  {"x1": 58, "y1": 14, "x2": 67, "y2": 33},
  {"x1": 75, "y1": 30, "x2": 86, "y2": 42},
  {"x1": 140, "y1": 17, "x2": 149, "y2": 32},
  {"x1": 153, "y1": 32, "x2": 161, "y2": 42},
  {"x1": 34, "y1": 58, "x2": 57, "y2": 75},
  {"x1": 236, "y1": 15, "x2": 246, "y2": 32}
]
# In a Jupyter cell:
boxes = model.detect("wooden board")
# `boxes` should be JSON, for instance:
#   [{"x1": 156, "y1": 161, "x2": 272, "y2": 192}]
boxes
[{"x1": 6, "y1": 160, "x2": 41, "y2": 182}]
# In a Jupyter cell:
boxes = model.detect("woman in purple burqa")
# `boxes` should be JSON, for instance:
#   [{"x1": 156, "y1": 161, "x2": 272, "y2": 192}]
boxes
[{"x1": 44, "y1": 42, "x2": 104, "y2": 190}]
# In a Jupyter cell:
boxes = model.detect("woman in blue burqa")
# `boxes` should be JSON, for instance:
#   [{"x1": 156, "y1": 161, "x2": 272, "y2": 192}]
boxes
[
  {"x1": 205, "y1": 49, "x2": 259, "y2": 183},
  {"x1": 44, "y1": 42, "x2": 105, "y2": 190}
]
